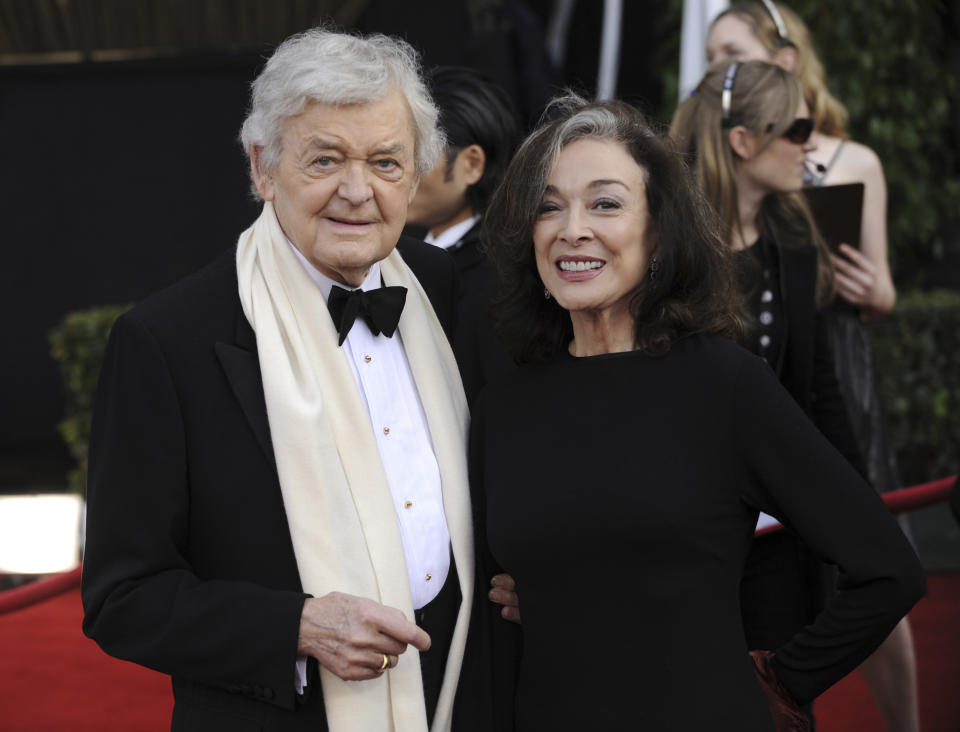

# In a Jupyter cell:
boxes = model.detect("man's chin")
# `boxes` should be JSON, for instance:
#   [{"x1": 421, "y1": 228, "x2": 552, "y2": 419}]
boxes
[{"x1": 328, "y1": 249, "x2": 398, "y2": 287}]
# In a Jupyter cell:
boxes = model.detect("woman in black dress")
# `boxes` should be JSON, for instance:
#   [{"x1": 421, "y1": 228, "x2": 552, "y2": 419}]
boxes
[{"x1": 470, "y1": 94, "x2": 923, "y2": 730}]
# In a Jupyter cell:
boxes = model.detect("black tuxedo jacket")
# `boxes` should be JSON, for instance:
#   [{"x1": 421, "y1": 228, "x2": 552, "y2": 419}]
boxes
[
  {"x1": 81, "y1": 237, "x2": 459, "y2": 731},
  {"x1": 447, "y1": 221, "x2": 516, "y2": 406}
]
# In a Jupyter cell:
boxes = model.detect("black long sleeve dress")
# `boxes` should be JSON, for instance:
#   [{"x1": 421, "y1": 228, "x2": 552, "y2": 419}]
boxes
[{"x1": 469, "y1": 334, "x2": 924, "y2": 731}]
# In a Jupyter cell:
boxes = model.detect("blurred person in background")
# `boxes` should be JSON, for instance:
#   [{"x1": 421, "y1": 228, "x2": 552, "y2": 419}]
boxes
[
  {"x1": 406, "y1": 66, "x2": 520, "y2": 293},
  {"x1": 406, "y1": 65, "x2": 522, "y2": 403}
]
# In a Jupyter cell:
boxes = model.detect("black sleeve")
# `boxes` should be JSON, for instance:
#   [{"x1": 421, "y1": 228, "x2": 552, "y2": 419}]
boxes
[
  {"x1": 732, "y1": 354, "x2": 925, "y2": 705},
  {"x1": 81, "y1": 313, "x2": 309, "y2": 710}
]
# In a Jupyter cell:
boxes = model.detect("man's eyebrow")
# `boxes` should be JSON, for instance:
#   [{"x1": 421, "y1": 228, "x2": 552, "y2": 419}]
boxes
[
  {"x1": 369, "y1": 143, "x2": 408, "y2": 157},
  {"x1": 301, "y1": 137, "x2": 338, "y2": 152},
  {"x1": 299, "y1": 138, "x2": 408, "y2": 157}
]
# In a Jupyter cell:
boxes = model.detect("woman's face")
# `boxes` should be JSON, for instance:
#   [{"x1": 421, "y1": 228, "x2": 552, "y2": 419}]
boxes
[
  {"x1": 533, "y1": 138, "x2": 652, "y2": 321},
  {"x1": 706, "y1": 15, "x2": 772, "y2": 64},
  {"x1": 738, "y1": 100, "x2": 814, "y2": 195}
]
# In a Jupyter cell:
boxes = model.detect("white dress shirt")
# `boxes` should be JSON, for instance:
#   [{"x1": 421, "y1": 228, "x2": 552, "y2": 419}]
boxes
[
  {"x1": 288, "y1": 241, "x2": 451, "y2": 607},
  {"x1": 423, "y1": 215, "x2": 480, "y2": 251}
]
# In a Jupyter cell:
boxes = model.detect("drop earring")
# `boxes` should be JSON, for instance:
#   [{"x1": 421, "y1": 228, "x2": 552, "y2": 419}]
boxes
[
  {"x1": 649, "y1": 255, "x2": 660, "y2": 280},
  {"x1": 544, "y1": 287, "x2": 552, "y2": 300}
]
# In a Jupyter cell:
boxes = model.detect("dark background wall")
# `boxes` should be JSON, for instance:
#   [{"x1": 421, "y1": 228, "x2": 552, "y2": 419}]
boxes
[{"x1": 1, "y1": 55, "x2": 263, "y2": 486}]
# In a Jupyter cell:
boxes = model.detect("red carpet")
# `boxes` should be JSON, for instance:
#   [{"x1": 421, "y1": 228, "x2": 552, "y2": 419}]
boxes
[
  {"x1": 0, "y1": 588, "x2": 171, "y2": 731},
  {"x1": 1, "y1": 575, "x2": 958, "y2": 730},
  {"x1": 816, "y1": 571, "x2": 960, "y2": 732}
]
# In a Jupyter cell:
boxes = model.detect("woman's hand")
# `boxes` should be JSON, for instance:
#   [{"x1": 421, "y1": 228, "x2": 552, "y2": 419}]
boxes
[
  {"x1": 830, "y1": 244, "x2": 894, "y2": 318},
  {"x1": 489, "y1": 574, "x2": 521, "y2": 624},
  {"x1": 750, "y1": 650, "x2": 810, "y2": 731}
]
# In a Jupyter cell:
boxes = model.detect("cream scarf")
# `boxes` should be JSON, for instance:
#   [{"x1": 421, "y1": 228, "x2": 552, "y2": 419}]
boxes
[{"x1": 236, "y1": 203, "x2": 473, "y2": 732}]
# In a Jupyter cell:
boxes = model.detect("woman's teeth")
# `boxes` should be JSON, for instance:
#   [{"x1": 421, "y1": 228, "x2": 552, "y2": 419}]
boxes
[{"x1": 559, "y1": 260, "x2": 603, "y2": 272}]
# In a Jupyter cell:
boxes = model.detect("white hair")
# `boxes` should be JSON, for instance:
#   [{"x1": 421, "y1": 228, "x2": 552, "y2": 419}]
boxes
[{"x1": 240, "y1": 28, "x2": 443, "y2": 191}]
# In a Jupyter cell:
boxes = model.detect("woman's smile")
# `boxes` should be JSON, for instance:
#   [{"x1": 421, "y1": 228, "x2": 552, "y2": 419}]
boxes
[{"x1": 557, "y1": 255, "x2": 606, "y2": 278}]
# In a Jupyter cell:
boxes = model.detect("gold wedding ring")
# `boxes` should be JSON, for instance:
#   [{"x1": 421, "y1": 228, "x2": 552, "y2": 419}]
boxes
[{"x1": 378, "y1": 654, "x2": 390, "y2": 672}]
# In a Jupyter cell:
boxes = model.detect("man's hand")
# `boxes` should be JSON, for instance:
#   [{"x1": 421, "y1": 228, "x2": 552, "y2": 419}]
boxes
[
  {"x1": 489, "y1": 574, "x2": 521, "y2": 624},
  {"x1": 298, "y1": 592, "x2": 431, "y2": 681}
]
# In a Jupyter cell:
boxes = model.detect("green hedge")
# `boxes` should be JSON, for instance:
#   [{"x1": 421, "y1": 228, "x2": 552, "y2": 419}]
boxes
[
  {"x1": 48, "y1": 305, "x2": 131, "y2": 495},
  {"x1": 788, "y1": 0, "x2": 960, "y2": 282},
  {"x1": 871, "y1": 289, "x2": 960, "y2": 486}
]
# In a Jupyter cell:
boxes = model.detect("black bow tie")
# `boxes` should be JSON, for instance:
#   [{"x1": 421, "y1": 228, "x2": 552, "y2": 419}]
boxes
[{"x1": 327, "y1": 284, "x2": 407, "y2": 346}]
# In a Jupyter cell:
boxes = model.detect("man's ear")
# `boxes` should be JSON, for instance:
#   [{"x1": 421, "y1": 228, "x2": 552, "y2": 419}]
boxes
[
  {"x1": 727, "y1": 126, "x2": 754, "y2": 161},
  {"x1": 774, "y1": 46, "x2": 799, "y2": 73},
  {"x1": 458, "y1": 144, "x2": 486, "y2": 186},
  {"x1": 250, "y1": 146, "x2": 275, "y2": 201},
  {"x1": 408, "y1": 174, "x2": 420, "y2": 204}
]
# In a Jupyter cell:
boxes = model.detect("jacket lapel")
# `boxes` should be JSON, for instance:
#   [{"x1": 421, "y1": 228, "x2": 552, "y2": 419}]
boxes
[{"x1": 215, "y1": 312, "x2": 276, "y2": 470}]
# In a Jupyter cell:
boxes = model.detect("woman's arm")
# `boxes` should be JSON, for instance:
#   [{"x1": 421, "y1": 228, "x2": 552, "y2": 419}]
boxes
[{"x1": 733, "y1": 355, "x2": 924, "y2": 705}]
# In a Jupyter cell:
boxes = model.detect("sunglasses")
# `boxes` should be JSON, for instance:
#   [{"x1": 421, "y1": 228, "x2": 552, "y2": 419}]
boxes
[{"x1": 779, "y1": 117, "x2": 814, "y2": 144}]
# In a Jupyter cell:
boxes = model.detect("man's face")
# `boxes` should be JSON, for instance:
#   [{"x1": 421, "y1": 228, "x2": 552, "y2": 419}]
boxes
[
  {"x1": 405, "y1": 145, "x2": 483, "y2": 237},
  {"x1": 253, "y1": 89, "x2": 419, "y2": 286}
]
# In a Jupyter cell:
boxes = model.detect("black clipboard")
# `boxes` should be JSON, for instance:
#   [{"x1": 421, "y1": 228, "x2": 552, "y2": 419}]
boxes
[{"x1": 802, "y1": 182, "x2": 864, "y2": 252}]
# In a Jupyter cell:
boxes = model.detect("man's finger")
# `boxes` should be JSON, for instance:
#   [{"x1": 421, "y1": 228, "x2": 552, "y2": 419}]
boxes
[
  {"x1": 369, "y1": 652, "x2": 398, "y2": 673},
  {"x1": 490, "y1": 573, "x2": 516, "y2": 590},
  {"x1": 374, "y1": 607, "x2": 432, "y2": 652},
  {"x1": 372, "y1": 633, "x2": 409, "y2": 656}
]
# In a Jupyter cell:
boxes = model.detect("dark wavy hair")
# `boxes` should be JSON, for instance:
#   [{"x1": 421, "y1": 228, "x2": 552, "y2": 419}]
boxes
[
  {"x1": 427, "y1": 66, "x2": 521, "y2": 215},
  {"x1": 484, "y1": 94, "x2": 745, "y2": 364}
]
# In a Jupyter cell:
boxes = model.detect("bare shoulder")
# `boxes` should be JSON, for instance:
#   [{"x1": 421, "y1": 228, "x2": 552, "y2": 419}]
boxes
[{"x1": 832, "y1": 139, "x2": 885, "y2": 184}]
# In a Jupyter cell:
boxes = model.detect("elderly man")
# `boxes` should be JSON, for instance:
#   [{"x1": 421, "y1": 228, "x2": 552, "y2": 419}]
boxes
[{"x1": 82, "y1": 29, "x2": 473, "y2": 732}]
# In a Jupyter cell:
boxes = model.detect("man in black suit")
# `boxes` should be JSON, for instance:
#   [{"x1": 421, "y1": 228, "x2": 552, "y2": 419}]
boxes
[
  {"x1": 82, "y1": 29, "x2": 474, "y2": 732},
  {"x1": 405, "y1": 66, "x2": 520, "y2": 402}
]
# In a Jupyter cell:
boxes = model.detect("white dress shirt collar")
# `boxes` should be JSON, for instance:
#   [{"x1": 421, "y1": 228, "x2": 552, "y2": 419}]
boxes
[{"x1": 423, "y1": 215, "x2": 480, "y2": 251}]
